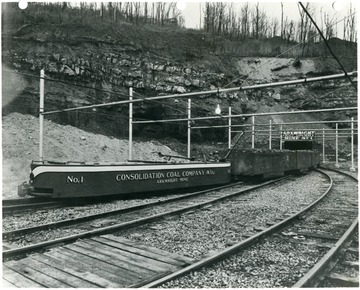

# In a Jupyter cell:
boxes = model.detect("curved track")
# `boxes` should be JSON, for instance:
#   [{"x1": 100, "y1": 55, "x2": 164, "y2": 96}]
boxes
[
  {"x1": 143, "y1": 168, "x2": 358, "y2": 288},
  {"x1": 3, "y1": 169, "x2": 356, "y2": 288},
  {"x1": 292, "y1": 168, "x2": 359, "y2": 288},
  {"x1": 3, "y1": 178, "x2": 282, "y2": 259}
]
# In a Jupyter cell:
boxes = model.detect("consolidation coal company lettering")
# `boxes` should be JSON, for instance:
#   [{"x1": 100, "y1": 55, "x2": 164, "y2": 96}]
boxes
[{"x1": 116, "y1": 169, "x2": 216, "y2": 182}]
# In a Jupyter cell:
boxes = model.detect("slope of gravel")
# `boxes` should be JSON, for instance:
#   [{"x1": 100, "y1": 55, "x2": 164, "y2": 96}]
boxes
[{"x1": 2, "y1": 112, "x2": 182, "y2": 199}]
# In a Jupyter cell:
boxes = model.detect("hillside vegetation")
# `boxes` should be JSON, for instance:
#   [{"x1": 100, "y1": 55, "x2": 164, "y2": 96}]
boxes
[{"x1": 1, "y1": 3, "x2": 357, "y2": 142}]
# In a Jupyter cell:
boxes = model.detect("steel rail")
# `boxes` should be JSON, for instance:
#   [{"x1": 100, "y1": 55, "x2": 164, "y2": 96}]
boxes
[
  {"x1": 3, "y1": 181, "x2": 244, "y2": 239},
  {"x1": 319, "y1": 166, "x2": 358, "y2": 182},
  {"x1": 2, "y1": 200, "x2": 68, "y2": 215},
  {"x1": 3, "y1": 178, "x2": 286, "y2": 260},
  {"x1": 292, "y1": 167, "x2": 358, "y2": 287},
  {"x1": 142, "y1": 169, "x2": 334, "y2": 288},
  {"x1": 292, "y1": 218, "x2": 358, "y2": 288}
]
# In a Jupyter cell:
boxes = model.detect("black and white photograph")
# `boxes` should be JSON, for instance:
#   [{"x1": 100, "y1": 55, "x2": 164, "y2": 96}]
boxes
[{"x1": 1, "y1": 0, "x2": 358, "y2": 288}]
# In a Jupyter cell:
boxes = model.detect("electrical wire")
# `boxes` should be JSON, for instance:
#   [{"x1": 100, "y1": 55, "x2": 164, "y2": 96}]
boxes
[{"x1": 299, "y1": 2, "x2": 357, "y2": 91}]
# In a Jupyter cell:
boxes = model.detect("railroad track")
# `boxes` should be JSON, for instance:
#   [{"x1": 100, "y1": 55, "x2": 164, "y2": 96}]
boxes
[
  {"x1": 293, "y1": 167, "x2": 359, "y2": 288},
  {"x1": 145, "y1": 168, "x2": 358, "y2": 288},
  {"x1": 2, "y1": 198, "x2": 69, "y2": 215},
  {"x1": 3, "y1": 178, "x2": 284, "y2": 257},
  {"x1": 2, "y1": 182, "x2": 246, "y2": 217},
  {"x1": 2, "y1": 181, "x2": 244, "y2": 245},
  {"x1": 3, "y1": 170, "x2": 353, "y2": 288}
]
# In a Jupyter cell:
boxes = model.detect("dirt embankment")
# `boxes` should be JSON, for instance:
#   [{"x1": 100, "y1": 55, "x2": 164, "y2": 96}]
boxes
[{"x1": 2, "y1": 112, "x2": 182, "y2": 199}]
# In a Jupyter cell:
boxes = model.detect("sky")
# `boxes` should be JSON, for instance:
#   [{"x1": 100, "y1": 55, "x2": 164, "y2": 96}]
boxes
[{"x1": 179, "y1": 1, "x2": 358, "y2": 36}]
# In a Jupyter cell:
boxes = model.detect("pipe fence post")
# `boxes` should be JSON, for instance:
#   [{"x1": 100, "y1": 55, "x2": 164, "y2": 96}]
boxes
[
  {"x1": 279, "y1": 125, "x2": 283, "y2": 150},
  {"x1": 335, "y1": 122, "x2": 339, "y2": 168},
  {"x1": 269, "y1": 119, "x2": 272, "y2": 150},
  {"x1": 350, "y1": 117, "x2": 356, "y2": 171},
  {"x1": 322, "y1": 128, "x2": 325, "y2": 163},
  {"x1": 187, "y1": 99, "x2": 191, "y2": 159},
  {"x1": 228, "y1": 106, "x2": 232, "y2": 149},
  {"x1": 128, "y1": 87, "x2": 133, "y2": 160},
  {"x1": 251, "y1": 116, "x2": 255, "y2": 149},
  {"x1": 39, "y1": 69, "x2": 45, "y2": 161}
]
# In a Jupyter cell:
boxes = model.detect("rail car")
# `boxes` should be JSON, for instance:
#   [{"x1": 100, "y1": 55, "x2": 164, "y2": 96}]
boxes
[
  {"x1": 18, "y1": 161, "x2": 232, "y2": 198},
  {"x1": 228, "y1": 149, "x2": 321, "y2": 179},
  {"x1": 18, "y1": 149, "x2": 321, "y2": 199}
]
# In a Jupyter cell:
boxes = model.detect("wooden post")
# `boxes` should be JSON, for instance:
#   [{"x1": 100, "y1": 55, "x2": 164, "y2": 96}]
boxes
[
  {"x1": 39, "y1": 69, "x2": 44, "y2": 161},
  {"x1": 129, "y1": 87, "x2": 133, "y2": 160},
  {"x1": 279, "y1": 124, "x2": 283, "y2": 150},
  {"x1": 187, "y1": 99, "x2": 191, "y2": 158}
]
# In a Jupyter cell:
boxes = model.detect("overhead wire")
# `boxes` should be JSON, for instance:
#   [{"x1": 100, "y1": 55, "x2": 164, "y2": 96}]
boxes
[
  {"x1": 187, "y1": 10, "x2": 357, "y2": 121},
  {"x1": 298, "y1": 2, "x2": 357, "y2": 91}
]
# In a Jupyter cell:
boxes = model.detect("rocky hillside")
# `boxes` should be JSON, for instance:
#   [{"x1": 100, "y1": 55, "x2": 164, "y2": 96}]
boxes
[
  {"x1": 2, "y1": 8, "x2": 358, "y2": 198},
  {"x1": 2, "y1": 14, "x2": 357, "y2": 142}
]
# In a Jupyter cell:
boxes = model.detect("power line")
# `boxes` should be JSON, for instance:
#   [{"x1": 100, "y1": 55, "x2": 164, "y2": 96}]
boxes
[{"x1": 299, "y1": 2, "x2": 357, "y2": 91}]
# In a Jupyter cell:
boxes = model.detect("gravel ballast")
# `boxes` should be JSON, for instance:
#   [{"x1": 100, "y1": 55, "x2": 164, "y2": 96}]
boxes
[
  {"x1": 118, "y1": 172, "x2": 328, "y2": 260},
  {"x1": 162, "y1": 237, "x2": 328, "y2": 288}
]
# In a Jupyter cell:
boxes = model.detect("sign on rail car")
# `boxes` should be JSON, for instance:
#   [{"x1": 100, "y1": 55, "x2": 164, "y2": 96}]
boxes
[{"x1": 282, "y1": 131, "x2": 315, "y2": 140}]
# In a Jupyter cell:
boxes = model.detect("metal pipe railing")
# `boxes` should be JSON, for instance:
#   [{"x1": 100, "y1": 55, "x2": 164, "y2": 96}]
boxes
[{"x1": 41, "y1": 71, "x2": 357, "y2": 116}]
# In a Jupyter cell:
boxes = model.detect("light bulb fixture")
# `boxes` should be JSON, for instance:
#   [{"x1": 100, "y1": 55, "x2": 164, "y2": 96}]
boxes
[{"x1": 215, "y1": 104, "x2": 221, "y2": 115}]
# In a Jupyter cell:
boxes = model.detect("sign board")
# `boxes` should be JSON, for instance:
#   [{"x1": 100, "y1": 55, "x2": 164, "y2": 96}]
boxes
[{"x1": 282, "y1": 131, "x2": 315, "y2": 140}]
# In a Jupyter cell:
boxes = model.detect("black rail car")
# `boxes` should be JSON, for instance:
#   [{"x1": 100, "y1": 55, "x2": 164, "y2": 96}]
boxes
[
  {"x1": 18, "y1": 149, "x2": 321, "y2": 198},
  {"x1": 228, "y1": 149, "x2": 321, "y2": 179},
  {"x1": 18, "y1": 161, "x2": 232, "y2": 198}
]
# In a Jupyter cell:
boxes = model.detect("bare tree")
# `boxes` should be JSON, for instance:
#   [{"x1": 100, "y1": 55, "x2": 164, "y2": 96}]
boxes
[
  {"x1": 271, "y1": 18, "x2": 279, "y2": 37},
  {"x1": 240, "y1": 2, "x2": 250, "y2": 39},
  {"x1": 217, "y1": 3, "x2": 226, "y2": 35},
  {"x1": 297, "y1": 2, "x2": 312, "y2": 55},
  {"x1": 323, "y1": 12, "x2": 336, "y2": 39},
  {"x1": 344, "y1": 3, "x2": 357, "y2": 42},
  {"x1": 280, "y1": 2, "x2": 284, "y2": 39}
]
